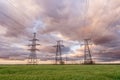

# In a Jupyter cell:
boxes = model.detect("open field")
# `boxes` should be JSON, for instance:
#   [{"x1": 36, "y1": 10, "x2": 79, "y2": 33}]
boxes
[{"x1": 0, "y1": 65, "x2": 119, "y2": 80}]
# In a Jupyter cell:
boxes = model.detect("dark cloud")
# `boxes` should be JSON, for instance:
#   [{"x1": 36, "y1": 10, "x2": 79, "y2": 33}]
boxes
[
  {"x1": 93, "y1": 35, "x2": 116, "y2": 45},
  {"x1": 94, "y1": 50, "x2": 120, "y2": 62}
]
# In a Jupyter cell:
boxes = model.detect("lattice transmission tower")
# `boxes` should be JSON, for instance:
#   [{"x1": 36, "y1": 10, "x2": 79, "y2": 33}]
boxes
[
  {"x1": 54, "y1": 40, "x2": 64, "y2": 64},
  {"x1": 83, "y1": 39, "x2": 93, "y2": 64},
  {"x1": 28, "y1": 33, "x2": 40, "y2": 64}
]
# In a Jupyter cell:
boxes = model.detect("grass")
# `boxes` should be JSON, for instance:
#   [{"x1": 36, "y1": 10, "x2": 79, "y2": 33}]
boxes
[{"x1": 0, "y1": 65, "x2": 119, "y2": 80}]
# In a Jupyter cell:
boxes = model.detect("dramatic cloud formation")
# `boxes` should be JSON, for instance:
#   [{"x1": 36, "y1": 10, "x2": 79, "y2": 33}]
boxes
[{"x1": 0, "y1": 0, "x2": 120, "y2": 63}]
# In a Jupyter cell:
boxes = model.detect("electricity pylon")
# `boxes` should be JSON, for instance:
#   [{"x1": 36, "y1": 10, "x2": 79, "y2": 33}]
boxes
[
  {"x1": 28, "y1": 33, "x2": 40, "y2": 64},
  {"x1": 83, "y1": 39, "x2": 93, "y2": 64},
  {"x1": 54, "y1": 40, "x2": 64, "y2": 64}
]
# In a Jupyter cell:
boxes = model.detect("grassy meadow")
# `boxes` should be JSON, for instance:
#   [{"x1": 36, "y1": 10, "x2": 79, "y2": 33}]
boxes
[{"x1": 0, "y1": 65, "x2": 119, "y2": 80}]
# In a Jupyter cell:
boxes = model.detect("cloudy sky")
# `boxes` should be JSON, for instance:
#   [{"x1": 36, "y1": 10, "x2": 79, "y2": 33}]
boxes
[{"x1": 0, "y1": 0, "x2": 120, "y2": 64}]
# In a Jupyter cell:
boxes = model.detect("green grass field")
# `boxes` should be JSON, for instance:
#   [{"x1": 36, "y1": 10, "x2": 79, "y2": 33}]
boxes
[{"x1": 0, "y1": 65, "x2": 119, "y2": 80}]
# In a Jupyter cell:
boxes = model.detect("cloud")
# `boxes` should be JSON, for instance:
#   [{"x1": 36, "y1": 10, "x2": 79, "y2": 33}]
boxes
[
  {"x1": 0, "y1": 0, "x2": 120, "y2": 63},
  {"x1": 0, "y1": 0, "x2": 40, "y2": 37}
]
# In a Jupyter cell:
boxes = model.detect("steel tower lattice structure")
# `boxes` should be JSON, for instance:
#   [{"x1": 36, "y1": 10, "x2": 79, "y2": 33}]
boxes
[
  {"x1": 83, "y1": 39, "x2": 93, "y2": 64},
  {"x1": 28, "y1": 33, "x2": 40, "y2": 64},
  {"x1": 54, "y1": 40, "x2": 64, "y2": 64}
]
